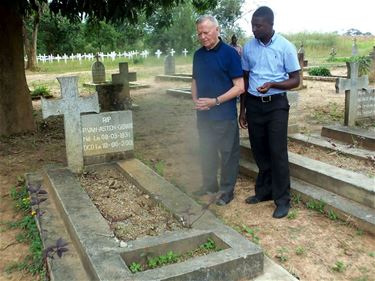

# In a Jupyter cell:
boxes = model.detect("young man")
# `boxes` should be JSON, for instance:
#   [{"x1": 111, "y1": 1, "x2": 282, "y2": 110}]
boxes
[
  {"x1": 192, "y1": 15, "x2": 244, "y2": 206},
  {"x1": 240, "y1": 6, "x2": 300, "y2": 218}
]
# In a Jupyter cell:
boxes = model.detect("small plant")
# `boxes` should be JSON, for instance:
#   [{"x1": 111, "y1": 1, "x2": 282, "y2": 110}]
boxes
[
  {"x1": 241, "y1": 224, "x2": 260, "y2": 244},
  {"x1": 287, "y1": 209, "x2": 298, "y2": 220},
  {"x1": 308, "y1": 66, "x2": 331, "y2": 76},
  {"x1": 369, "y1": 252, "x2": 375, "y2": 257},
  {"x1": 327, "y1": 209, "x2": 338, "y2": 221},
  {"x1": 129, "y1": 262, "x2": 143, "y2": 273},
  {"x1": 332, "y1": 260, "x2": 346, "y2": 272},
  {"x1": 291, "y1": 193, "x2": 301, "y2": 205},
  {"x1": 31, "y1": 85, "x2": 51, "y2": 98},
  {"x1": 295, "y1": 246, "x2": 305, "y2": 256},
  {"x1": 276, "y1": 247, "x2": 288, "y2": 262},
  {"x1": 306, "y1": 199, "x2": 325, "y2": 214},
  {"x1": 154, "y1": 160, "x2": 165, "y2": 176},
  {"x1": 200, "y1": 238, "x2": 216, "y2": 250}
]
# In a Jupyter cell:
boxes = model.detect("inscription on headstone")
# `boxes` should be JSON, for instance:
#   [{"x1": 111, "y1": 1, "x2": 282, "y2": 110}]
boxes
[
  {"x1": 357, "y1": 88, "x2": 375, "y2": 119},
  {"x1": 81, "y1": 111, "x2": 133, "y2": 157}
]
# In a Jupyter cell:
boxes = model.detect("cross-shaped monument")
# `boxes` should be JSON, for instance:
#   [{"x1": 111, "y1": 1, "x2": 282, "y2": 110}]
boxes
[
  {"x1": 182, "y1": 48, "x2": 188, "y2": 56},
  {"x1": 335, "y1": 62, "x2": 370, "y2": 126},
  {"x1": 170, "y1": 49, "x2": 176, "y2": 56},
  {"x1": 41, "y1": 76, "x2": 100, "y2": 172},
  {"x1": 155, "y1": 49, "x2": 162, "y2": 59}
]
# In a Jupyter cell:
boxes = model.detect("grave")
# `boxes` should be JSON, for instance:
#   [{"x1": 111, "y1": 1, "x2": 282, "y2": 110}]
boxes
[
  {"x1": 293, "y1": 44, "x2": 307, "y2": 90},
  {"x1": 155, "y1": 55, "x2": 192, "y2": 82},
  {"x1": 33, "y1": 73, "x2": 297, "y2": 281},
  {"x1": 320, "y1": 62, "x2": 375, "y2": 150}
]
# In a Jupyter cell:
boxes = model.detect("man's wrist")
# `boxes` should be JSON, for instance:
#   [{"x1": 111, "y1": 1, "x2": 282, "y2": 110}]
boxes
[{"x1": 215, "y1": 97, "x2": 221, "y2": 106}]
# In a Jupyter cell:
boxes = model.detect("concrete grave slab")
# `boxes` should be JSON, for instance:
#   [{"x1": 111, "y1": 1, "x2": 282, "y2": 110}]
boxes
[
  {"x1": 33, "y1": 159, "x2": 290, "y2": 281},
  {"x1": 321, "y1": 124, "x2": 375, "y2": 150}
]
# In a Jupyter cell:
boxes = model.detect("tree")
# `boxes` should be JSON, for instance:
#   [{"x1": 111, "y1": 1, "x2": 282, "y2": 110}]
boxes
[{"x1": 0, "y1": 0, "x2": 217, "y2": 136}]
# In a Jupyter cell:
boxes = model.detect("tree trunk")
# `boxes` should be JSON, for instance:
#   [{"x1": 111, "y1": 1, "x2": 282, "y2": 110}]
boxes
[
  {"x1": 24, "y1": 8, "x2": 40, "y2": 71},
  {"x1": 0, "y1": 5, "x2": 36, "y2": 136}
]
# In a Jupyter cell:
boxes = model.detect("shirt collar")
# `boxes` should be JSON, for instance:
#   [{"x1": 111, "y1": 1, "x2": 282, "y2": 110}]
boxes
[
  {"x1": 205, "y1": 37, "x2": 223, "y2": 51},
  {"x1": 257, "y1": 32, "x2": 277, "y2": 47}
]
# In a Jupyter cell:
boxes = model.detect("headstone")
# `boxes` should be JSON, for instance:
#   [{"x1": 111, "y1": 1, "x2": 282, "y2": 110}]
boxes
[
  {"x1": 91, "y1": 54, "x2": 106, "y2": 84},
  {"x1": 295, "y1": 43, "x2": 305, "y2": 90},
  {"x1": 96, "y1": 62, "x2": 132, "y2": 111},
  {"x1": 170, "y1": 48, "x2": 176, "y2": 56},
  {"x1": 182, "y1": 48, "x2": 188, "y2": 56},
  {"x1": 335, "y1": 62, "x2": 373, "y2": 126},
  {"x1": 352, "y1": 37, "x2": 358, "y2": 56},
  {"x1": 287, "y1": 91, "x2": 299, "y2": 134},
  {"x1": 164, "y1": 55, "x2": 175, "y2": 75},
  {"x1": 41, "y1": 76, "x2": 100, "y2": 172},
  {"x1": 82, "y1": 110, "x2": 134, "y2": 164}
]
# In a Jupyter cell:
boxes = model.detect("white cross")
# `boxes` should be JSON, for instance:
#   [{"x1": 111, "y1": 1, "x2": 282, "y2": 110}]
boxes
[
  {"x1": 41, "y1": 76, "x2": 100, "y2": 172},
  {"x1": 155, "y1": 49, "x2": 162, "y2": 59},
  {"x1": 63, "y1": 53, "x2": 68, "y2": 64},
  {"x1": 170, "y1": 49, "x2": 176, "y2": 56},
  {"x1": 182, "y1": 49, "x2": 188, "y2": 56}
]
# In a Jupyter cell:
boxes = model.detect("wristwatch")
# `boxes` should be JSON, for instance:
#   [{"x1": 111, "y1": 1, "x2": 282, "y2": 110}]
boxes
[{"x1": 215, "y1": 97, "x2": 221, "y2": 106}]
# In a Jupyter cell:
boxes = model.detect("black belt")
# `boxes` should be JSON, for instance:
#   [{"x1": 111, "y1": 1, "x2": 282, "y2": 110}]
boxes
[{"x1": 248, "y1": 92, "x2": 286, "y2": 103}]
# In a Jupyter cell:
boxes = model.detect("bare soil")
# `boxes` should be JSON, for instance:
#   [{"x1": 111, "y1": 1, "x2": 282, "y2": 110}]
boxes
[{"x1": 1, "y1": 66, "x2": 375, "y2": 281}]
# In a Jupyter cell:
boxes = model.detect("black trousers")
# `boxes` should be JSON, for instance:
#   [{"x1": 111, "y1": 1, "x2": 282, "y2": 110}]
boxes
[
  {"x1": 245, "y1": 93, "x2": 291, "y2": 206},
  {"x1": 197, "y1": 119, "x2": 240, "y2": 197}
]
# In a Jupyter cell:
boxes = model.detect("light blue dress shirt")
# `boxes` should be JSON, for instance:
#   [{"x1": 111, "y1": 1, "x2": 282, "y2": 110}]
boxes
[{"x1": 241, "y1": 33, "x2": 300, "y2": 97}]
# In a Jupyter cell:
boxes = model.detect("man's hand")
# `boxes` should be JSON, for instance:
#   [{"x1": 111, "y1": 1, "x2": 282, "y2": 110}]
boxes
[
  {"x1": 256, "y1": 82, "x2": 272, "y2": 94},
  {"x1": 195, "y1": 98, "x2": 215, "y2": 111},
  {"x1": 239, "y1": 111, "x2": 247, "y2": 129}
]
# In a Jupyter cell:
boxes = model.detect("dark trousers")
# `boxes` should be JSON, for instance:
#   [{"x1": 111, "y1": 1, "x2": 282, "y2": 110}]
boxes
[
  {"x1": 197, "y1": 119, "x2": 240, "y2": 197},
  {"x1": 245, "y1": 94, "x2": 291, "y2": 206}
]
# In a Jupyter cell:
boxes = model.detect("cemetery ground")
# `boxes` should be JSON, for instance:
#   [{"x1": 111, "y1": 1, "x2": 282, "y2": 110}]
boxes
[{"x1": 0, "y1": 64, "x2": 375, "y2": 281}]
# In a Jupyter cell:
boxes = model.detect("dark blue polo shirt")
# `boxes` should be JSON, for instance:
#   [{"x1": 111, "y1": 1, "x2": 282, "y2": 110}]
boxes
[{"x1": 193, "y1": 40, "x2": 242, "y2": 121}]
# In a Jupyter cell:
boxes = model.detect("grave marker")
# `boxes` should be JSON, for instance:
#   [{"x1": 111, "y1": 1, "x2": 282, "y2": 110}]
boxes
[
  {"x1": 352, "y1": 37, "x2": 358, "y2": 56},
  {"x1": 155, "y1": 49, "x2": 162, "y2": 59},
  {"x1": 164, "y1": 54, "x2": 175, "y2": 75},
  {"x1": 91, "y1": 54, "x2": 106, "y2": 84},
  {"x1": 335, "y1": 62, "x2": 373, "y2": 126},
  {"x1": 41, "y1": 76, "x2": 100, "y2": 172}
]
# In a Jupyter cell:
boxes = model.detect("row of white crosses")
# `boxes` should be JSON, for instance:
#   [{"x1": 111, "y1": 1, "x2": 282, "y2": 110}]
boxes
[
  {"x1": 154, "y1": 48, "x2": 189, "y2": 58},
  {"x1": 33, "y1": 48, "x2": 190, "y2": 63}
]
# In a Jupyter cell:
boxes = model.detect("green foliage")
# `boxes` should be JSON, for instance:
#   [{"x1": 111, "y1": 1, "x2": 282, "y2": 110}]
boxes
[
  {"x1": 369, "y1": 252, "x2": 375, "y2": 257},
  {"x1": 129, "y1": 262, "x2": 143, "y2": 273},
  {"x1": 295, "y1": 246, "x2": 305, "y2": 256},
  {"x1": 276, "y1": 247, "x2": 288, "y2": 262},
  {"x1": 332, "y1": 260, "x2": 346, "y2": 272},
  {"x1": 241, "y1": 224, "x2": 260, "y2": 244},
  {"x1": 306, "y1": 199, "x2": 326, "y2": 213},
  {"x1": 31, "y1": 85, "x2": 51, "y2": 98},
  {"x1": 308, "y1": 66, "x2": 331, "y2": 76},
  {"x1": 5, "y1": 185, "x2": 46, "y2": 278},
  {"x1": 351, "y1": 55, "x2": 371, "y2": 76},
  {"x1": 200, "y1": 238, "x2": 216, "y2": 250},
  {"x1": 287, "y1": 209, "x2": 298, "y2": 220},
  {"x1": 154, "y1": 160, "x2": 165, "y2": 176},
  {"x1": 292, "y1": 193, "x2": 302, "y2": 205},
  {"x1": 327, "y1": 209, "x2": 338, "y2": 221}
]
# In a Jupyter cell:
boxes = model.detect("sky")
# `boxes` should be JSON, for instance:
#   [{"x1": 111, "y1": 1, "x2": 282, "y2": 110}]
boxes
[{"x1": 238, "y1": 0, "x2": 375, "y2": 35}]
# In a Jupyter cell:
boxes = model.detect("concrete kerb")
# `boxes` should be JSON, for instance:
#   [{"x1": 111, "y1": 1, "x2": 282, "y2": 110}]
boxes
[
  {"x1": 239, "y1": 140, "x2": 375, "y2": 234},
  {"x1": 27, "y1": 158, "x2": 302, "y2": 280}
]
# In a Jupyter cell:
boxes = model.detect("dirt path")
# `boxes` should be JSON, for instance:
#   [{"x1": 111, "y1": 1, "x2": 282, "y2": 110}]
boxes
[{"x1": 1, "y1": 68, "x2": 374, "y2": 281}]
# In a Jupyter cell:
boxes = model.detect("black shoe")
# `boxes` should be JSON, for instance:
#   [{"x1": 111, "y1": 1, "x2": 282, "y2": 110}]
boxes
[
  {"x1": 272, "y1": 204, "x2": 290, "y2": 219},
  {"x1": 245, "y1": 195, "x2": 272, "y2": 204},
  {"x1": 216, "y1": 194, "x2": 234, "y2": 206}
]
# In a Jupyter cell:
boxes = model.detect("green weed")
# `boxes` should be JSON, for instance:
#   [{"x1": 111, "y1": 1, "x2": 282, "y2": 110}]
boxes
[
  {"x1": 30, "y1": 85, "x2": 52, "y2": 98},
  {"x1": 332, "y1": 260, "x2": 346, "y2": 272},
  {"x1": 306, "y1": 199, "x2": 326, "y2": 214},
  {"x1": 327, "y1": 209, "x2": 338, "y2": 221},
  {"x1": 241, "y1": 224, "x2": 260, "y2": 244},
  {"x1": 129, "y1": 262, "x2": 143, "y2": 273},
  {"x1": 287, "y1": 209, "x2": 298, "y2": 220},
  {"x1": 295, "y1": 246, "x2": 305, "y2": 256},
  {"x1": 276, "y1": 247, "x2": 289, "y2": 262}
]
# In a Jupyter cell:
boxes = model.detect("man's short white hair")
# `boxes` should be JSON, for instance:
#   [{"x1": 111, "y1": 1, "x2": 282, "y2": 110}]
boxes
[{"x1": 195, "y1": 15, "x2": 219, "y2": 27}]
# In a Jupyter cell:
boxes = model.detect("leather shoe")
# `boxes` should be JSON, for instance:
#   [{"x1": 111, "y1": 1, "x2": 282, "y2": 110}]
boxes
[
  {"x1": 272, "y1": 204, "x2": 290, "y2": 219},
  {"x1": 245, "y1": 195, "x2": 272, "y2": 204}
]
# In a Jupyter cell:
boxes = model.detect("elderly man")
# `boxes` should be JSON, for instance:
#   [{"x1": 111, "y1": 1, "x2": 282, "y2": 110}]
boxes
[{"x1": 192, "y1": 15, "x2": 244, "y2": 206}]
